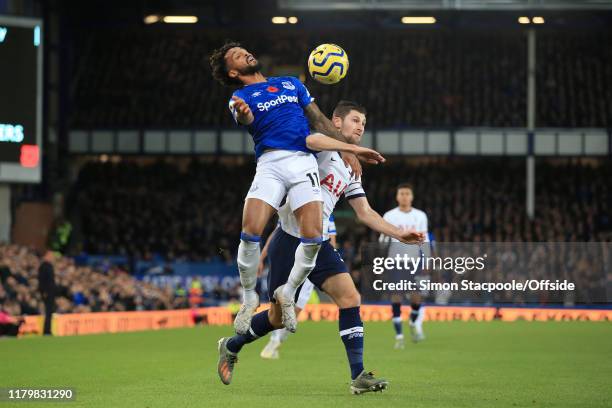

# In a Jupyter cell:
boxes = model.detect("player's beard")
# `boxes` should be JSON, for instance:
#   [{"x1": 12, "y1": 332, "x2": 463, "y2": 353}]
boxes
[{"x1": 239, "y1": 61, "x2": 262, "y2": 76}]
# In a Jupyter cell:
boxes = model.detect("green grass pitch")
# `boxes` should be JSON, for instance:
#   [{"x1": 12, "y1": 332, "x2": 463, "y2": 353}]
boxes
[{"x1": 1, "y1": 321, "x2": 611, "y2": 408}]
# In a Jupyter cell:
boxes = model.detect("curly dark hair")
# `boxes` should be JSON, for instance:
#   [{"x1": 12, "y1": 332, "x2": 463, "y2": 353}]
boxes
[{"x1": 209, "y1": 41, "x2": 243, "y2": 87}]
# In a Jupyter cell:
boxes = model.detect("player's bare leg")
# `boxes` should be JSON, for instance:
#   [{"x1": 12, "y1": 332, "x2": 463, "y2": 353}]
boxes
[
  {"x1": 276, "y1": 201, "x2": 323, "y2": 332},
  {"x1": 268, "y1": 302, "x2": 300, "y2": 331},
  {"x1": 234, "y1": 198, "x2": 276, "y2": 334},
  {"x1": 322, "y1": 274, "x2": 389, "y2": 394},
  {"x1": 260, "y1": 306, "x2": 303, "y2": 359}
]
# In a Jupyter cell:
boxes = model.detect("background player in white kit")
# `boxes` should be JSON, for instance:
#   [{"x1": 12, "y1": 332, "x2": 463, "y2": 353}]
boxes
[{"x1": 379, "y1": 184, "x2": 429, "y2": 348}]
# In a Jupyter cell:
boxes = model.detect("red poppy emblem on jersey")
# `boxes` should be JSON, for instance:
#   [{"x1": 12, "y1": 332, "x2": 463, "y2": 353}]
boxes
[{"x1": 267, "y1": 86, "x2": 279, "y2": 93}]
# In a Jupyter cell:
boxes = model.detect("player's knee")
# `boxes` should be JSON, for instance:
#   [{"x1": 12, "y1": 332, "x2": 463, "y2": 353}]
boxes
[
  {"x1": 300, "y1": 225, "x2": 323, "y2": 239},
  {"x1": 337, "y1": 290, "x2": 361, "y2": 308},
  {"x1": 241, "y1": 222, "x2": 263, "y2": 237},
  {"x1": 295, "y1": 203, "x2": 323, "y2": 238},
  {"x1": 310, "y1": 222, "x2": 323, "y2": 237}
]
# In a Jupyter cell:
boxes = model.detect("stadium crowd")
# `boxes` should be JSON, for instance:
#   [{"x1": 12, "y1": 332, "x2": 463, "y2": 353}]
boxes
[
  {"x1": 69, "y1": 27, "x2": 612, "y2": 129},
  {"x1": 71, "y1": 159, "x2": 253, "y2": 260},
  {"x1": 0, "y1": 244, "x2": 242, "y2": 319},
  {"x1": 70, "y1": 28, "x2": 527, "y2": 128},
  {"x1": 345, "y1": 158, "x2": 612, "y2": 245},
  {"x1": 2, "y1": 158, "x2": 609, "y2": 323},
  {"x1": 72, "y1": 158, "x2": 611, "y2": 263},
  {"x1": 537, "y1": 31, "x2": 612, "y2": 127}
]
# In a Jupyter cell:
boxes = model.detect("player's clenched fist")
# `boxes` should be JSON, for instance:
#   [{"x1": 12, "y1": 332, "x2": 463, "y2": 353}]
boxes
[{"x1": 230, "y1": 96, "x2": 254, "y2": 125}]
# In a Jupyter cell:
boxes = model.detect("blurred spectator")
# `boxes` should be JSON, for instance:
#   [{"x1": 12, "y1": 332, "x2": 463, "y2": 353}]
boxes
[
  {"x1": 0, "y1": 301, "x2": 24, "y2": 337},
  {"x1": 38, "y1": 251, "x2": 56, "y2": 335},
  {"x1": 188, "y1": 279, "x2": 204, "y2": 307}
]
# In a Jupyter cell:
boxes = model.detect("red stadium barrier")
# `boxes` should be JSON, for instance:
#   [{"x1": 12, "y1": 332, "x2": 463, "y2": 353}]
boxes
[
  {"x1": 423, "y1": 306, "x2": 498, "y2": 321},
  {"x1": 296, "y1": 304, "x2": 498, "y2": 322},
  {"x1": 19, "y1": 315, "x2": 43, "y2": 336},
  {"x1": 499, "y1": 308, "x2": 612, "y2": 322},
  {"x1": 17, "y1": 307, "x2": 232, "y2": 337},
  {"x1": 16, "y1": 305, "x2": 610, "y2": 337}
]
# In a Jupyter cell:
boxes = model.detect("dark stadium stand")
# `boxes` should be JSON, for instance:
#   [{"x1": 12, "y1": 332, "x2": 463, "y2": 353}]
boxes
[
  {"x1": 70, "y1": 158, "x2": 611, "y2": 260},
  {"x1": 69, "y1": 27, "x2": 527, "y2": 128},
  {"x1": 537, "y1": 31, "x2": 612, "y2": 127},
  {"x1": 69, "y1": 26, "x2": 612, "y2": 129}
]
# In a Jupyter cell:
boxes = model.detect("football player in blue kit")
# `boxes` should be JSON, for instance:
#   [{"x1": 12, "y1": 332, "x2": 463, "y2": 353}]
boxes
[
  {"x1": 216, "y1": 100, "x2": 425, "y2": 394},
  {"x1": 209, "y1": 42, "x2": 385, "y2": 335}
]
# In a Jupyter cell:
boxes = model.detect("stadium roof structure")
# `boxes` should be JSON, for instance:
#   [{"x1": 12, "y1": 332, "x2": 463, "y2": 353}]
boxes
[{"x1": 279, "y1": 0, "x2": 612, "y2": 10}]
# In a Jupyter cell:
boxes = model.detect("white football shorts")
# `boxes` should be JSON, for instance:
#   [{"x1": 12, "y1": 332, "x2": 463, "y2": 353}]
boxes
[{"x1": 246, "y1": 150, "x2": 323, "y2": 211}]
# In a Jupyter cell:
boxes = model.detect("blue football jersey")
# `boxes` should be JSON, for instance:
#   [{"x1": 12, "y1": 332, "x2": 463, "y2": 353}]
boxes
[{"x1": 229, "y1": 76, "x2": 315, "y2": 159}]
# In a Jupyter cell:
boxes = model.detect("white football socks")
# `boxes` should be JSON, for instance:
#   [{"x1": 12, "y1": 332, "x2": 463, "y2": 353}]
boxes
[
  {"x1": 237, "y1": 237, "x2": 260, "y2": 304},
  {"x1": 282, "y1": 241, "x2": 321, "y2": 300},
  {"x1": 410, "y1": 306, "x2": 425, "y2": 336}
]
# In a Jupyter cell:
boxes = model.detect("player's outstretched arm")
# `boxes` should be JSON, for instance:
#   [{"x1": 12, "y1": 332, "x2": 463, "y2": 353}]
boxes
[
  {"x1": 305, "y1": 133, "x2": 385, "y2": 164},
  {"x1": 349, "y1": 197, "x2": 425, "y2": 244},
  {"x1": 304, "y1": 102, "x2": 347, "y2": 142}
]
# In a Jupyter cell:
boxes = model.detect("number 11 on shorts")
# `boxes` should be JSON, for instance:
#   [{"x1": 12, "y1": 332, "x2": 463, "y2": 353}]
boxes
[{"x1": 306, "y1": 172, "x2": 319, "y2": 187}]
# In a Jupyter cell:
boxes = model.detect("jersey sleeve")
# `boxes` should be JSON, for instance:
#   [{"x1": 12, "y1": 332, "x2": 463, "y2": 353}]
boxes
[
  {"x1": 292, "y1": 77, "x2": 315, "y2": 108},
  {"x1": 344, "y1": 177, "x2": 366, "y2": 200},
  {"x1": 327, "y1": 214, "x2": 337, "y2": 236}
]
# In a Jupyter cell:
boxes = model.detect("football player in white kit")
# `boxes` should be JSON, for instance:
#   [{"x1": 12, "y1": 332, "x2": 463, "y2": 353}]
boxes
[
  {"x1": 217, "y1": 101, "x2": 425, "y2": 394},
  {"x1": 379, "y1": 184, "x2": 429, "y2": 348}
]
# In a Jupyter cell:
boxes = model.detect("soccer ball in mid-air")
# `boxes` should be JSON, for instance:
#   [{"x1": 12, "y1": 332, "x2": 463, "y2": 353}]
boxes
[{"x1": 307, "y1": 43, "x2": 349, "y2": 85}]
